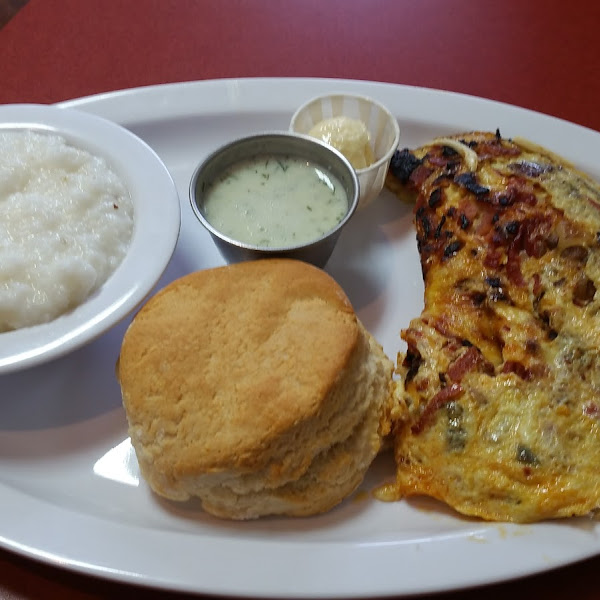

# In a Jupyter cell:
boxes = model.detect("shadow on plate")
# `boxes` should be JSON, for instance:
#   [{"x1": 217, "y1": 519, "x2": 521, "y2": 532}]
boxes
[
  {"x1": 149, "y1": 450, "x2": 399, "y2": 536},
  {"x1": 326, "y1": 188, "x2": 414, "y2": 317},
  {"x1": 0, "y1": 247, "x2": 193, "y2": 432}
]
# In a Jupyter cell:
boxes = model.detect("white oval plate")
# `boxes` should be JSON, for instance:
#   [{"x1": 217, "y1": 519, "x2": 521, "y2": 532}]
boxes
[
  {"x1": 0, "y1": 104, "x2": 180, "y2": 373},
  {"x1": 2, "y1": 80, "x2": 600, "y2": 598}
]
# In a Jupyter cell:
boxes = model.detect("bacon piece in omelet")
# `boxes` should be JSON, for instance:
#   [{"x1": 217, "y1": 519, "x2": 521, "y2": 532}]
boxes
[{"x1": 385, "y1": 130, "x2": 600, "y2": 522}]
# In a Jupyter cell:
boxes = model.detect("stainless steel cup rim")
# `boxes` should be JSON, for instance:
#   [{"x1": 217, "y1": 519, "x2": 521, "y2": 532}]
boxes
[{"x1": 189, "y1": 131, "x2": 360, "y2": 254}]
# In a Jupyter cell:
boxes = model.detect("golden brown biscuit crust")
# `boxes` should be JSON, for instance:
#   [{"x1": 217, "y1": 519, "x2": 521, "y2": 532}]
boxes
[{"x1": 118, "y1": 259, "x2": 393, "y2": 517}]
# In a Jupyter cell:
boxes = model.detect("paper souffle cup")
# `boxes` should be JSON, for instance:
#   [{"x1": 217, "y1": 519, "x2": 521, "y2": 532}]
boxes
[{"x1": 290, "y1": 93, "x2": 400, "y2": 209}]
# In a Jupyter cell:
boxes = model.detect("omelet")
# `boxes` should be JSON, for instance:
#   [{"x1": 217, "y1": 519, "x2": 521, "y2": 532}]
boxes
[{"x1": 385, "y1": 130, "x2": 600, "y2": 522}]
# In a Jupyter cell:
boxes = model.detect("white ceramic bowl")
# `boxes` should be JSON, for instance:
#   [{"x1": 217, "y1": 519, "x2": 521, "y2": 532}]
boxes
[
  {"x1": 290, "y1": 93, "x2": 400, "y2": 209},
  {"x1": 0, "y1": 104, "x2": 180, "y2": 374}
]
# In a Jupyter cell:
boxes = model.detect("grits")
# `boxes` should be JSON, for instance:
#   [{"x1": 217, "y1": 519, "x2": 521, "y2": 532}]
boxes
[{"x1": 0, "y1": 130, "x2": 134, "y2": 332}]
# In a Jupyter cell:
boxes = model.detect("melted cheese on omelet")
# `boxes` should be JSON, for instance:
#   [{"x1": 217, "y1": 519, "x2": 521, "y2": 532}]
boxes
[{"x1": 386, "y1": 131, "x2": 600, "y2": 522}]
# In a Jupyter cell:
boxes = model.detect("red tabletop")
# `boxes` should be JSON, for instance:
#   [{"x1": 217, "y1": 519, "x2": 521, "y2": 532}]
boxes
[
  {"x1": 2, "y1": 1, "x2": 600, "y2": 599},
  {"x1": 2, "y1": 0, "x2": 600, "y2": 134}
]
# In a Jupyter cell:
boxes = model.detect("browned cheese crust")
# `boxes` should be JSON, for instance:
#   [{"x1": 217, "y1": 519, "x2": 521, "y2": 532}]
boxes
[{"x1": 385, "y1": 131, "x2": 600, "y2": 522}]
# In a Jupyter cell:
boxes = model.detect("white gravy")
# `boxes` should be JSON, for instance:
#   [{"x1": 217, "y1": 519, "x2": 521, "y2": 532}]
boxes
[{"x1": 203, "y1": 154, "x2": 348, "y2": 248}]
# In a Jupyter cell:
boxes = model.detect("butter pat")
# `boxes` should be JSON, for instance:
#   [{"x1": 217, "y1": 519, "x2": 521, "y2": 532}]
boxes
[{"x1": 308, "y1": 116, "x2": 375, "y2": 170}]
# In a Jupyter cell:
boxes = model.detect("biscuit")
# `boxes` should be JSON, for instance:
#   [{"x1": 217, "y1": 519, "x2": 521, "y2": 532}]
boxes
[{"x1": 118, "y1": 259, "x2": 393, "y2": 519}]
